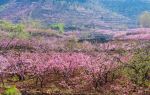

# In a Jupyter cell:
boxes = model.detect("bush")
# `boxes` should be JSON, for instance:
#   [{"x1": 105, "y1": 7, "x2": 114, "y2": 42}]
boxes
[
  {"x1": 50, "y1": 23, "x2": 65, "y2": 33},
  {"x1": 0, "y1": 20, "x2": 30, "y2": 40},
  {"x1": 125, "y1": 48, "x2": 150, "y2": 87},
  {"x1": 3, "y1": 86, "x2": 21, "y2": 95},
  {"x1": 0, "y1": 20, "x2": 14, "y2": 32},
  {"x1": 139, "y1": 11, "x2": 150, "y2": 28},
  {"x1": 9, "y1": 24, "x2": 30, "y2": 40}
]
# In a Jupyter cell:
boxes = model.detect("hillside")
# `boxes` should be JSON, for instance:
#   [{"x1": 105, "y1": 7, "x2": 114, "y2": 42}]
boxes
[{"x1": 1, "y1": 0, "x2": 150, "y2": 30}]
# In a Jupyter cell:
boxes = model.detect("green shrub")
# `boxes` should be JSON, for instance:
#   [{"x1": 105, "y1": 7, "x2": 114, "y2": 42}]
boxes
[
  {"x1": 50, "y1": 23, "x2": 65, "y2": 33},
  {"x1": 125, "y1": 48, "x2": 150, "y2": 87},
  {"x1": 9, "y1": 24, "x2": 30, "y2": 40},
  {"x1": 0, "y1": 20, "x2": 14, "y2": 32},
  {"x1": 3, "y1": 86, "x2": 21, "y2": 95},
  {"x1": 0, "y1": 20, "x2": 30, "y2": 40},
  {"x1": 139, "y1": 11, "x2": 150, "y2": 28}
]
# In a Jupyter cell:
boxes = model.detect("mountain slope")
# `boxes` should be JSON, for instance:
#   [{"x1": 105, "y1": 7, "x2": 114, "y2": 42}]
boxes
[{"x1": 0, "y1": 0, "x2": 150, "y2": 30}]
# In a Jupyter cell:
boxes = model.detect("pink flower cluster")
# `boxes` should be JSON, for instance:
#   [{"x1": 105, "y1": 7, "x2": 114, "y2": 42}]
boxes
[
  {"x1": 1, "y1": 52, "x2": 122, "y2": 77},
  {"x1": 0, "y1": 55, "x2": 10, "y2": 73},
  {"x1": 0, "y1": 51, "x2": 131, "y2": 88}
]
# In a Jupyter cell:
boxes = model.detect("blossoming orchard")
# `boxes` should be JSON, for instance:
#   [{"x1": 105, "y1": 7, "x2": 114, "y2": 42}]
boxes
[{"x1": 0, "y1": 15, "x2": 150, "y2": 95}]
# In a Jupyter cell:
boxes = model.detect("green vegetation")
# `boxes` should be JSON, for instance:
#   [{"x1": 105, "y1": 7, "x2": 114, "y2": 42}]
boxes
[
  {"x1": 3, "y1": 86, "x2": 21, "y2": 95},
  {"x1": 139, "y1": 11, "x2": 150, "y2": 28},
  {"x1": 50, "y1": 23, "x2": 65, "y2": 33},
  {"x1": 0, "y1": 20, "x2": 14, "y2": 32},
  {"x1": 125, "y1": 48, "x2": 150, "y2": 87},
  {"x1": 0, "y1": 20, "x2": 30, "y2": 39},
  {"x1": 9, "y1": 24, "x2": 30, "y2": 40}
]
